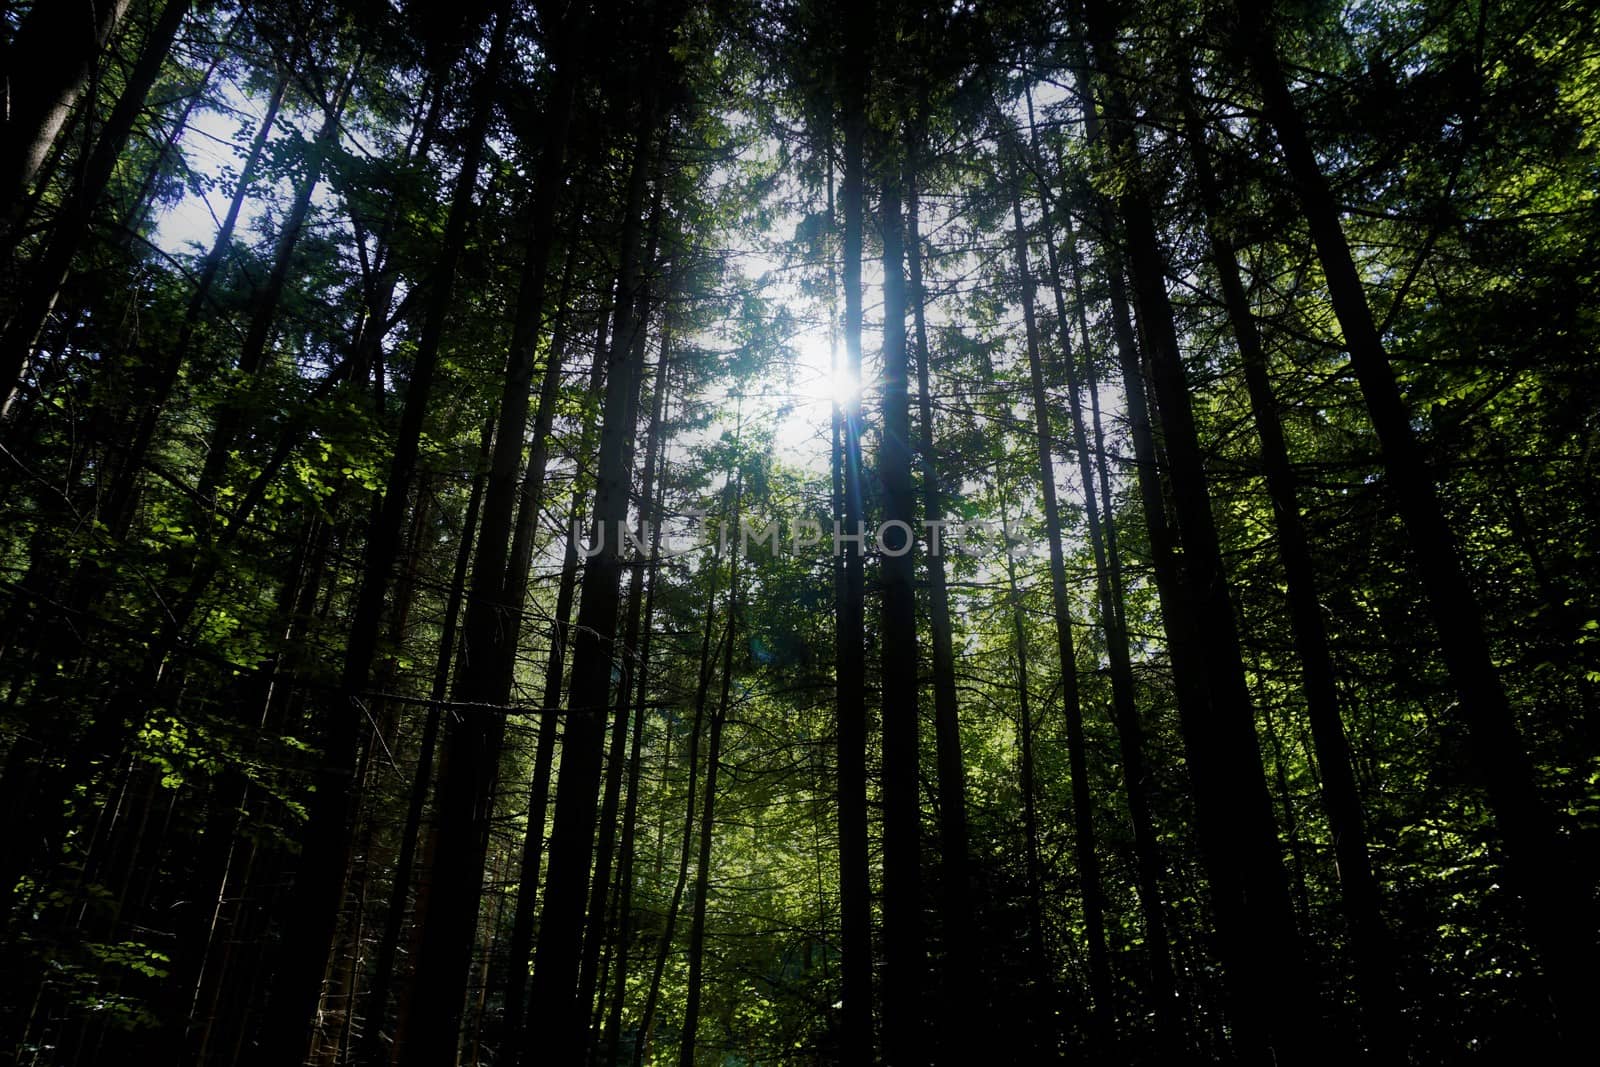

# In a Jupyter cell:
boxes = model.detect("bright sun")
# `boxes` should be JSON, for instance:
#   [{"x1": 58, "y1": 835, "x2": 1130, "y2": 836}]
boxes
[{"x1": 792, "y1": 330, "x2": 859, "y2": 408}]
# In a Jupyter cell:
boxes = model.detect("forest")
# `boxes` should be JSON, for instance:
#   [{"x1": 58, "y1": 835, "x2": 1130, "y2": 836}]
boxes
[{"x1": 0, "y1": 0, "x2": 1596, "y2": 1063}]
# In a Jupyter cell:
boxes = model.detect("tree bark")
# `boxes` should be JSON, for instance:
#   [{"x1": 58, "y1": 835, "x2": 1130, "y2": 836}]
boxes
[
  {"x1": 500, "y1": 287, "x2": 611, "y2": 1064},
  {"x1": 877, "y1": 143, "x2": 927, "y2": 1067},
  {"x1": 999, "y1": 495, "x2": 1052, "y2": 1051},
  {"x1": 634, "y1": 540, "x2": 726, "y2": 1067},
  {"x1": 906, "y1": 152, "x2": 978, "y2": 1066},
  {"x1": 1029, "y1": 102, "x2": 1183, "y2": 1048},
  {"x1": 1, "y1": 0, "x2": 193, "y2": 420},
  {"x1": 575, "y1": 237, "x2": 666, "y2": 1056},
  {"x1": 834, "y1": 0, "x2": 873, "y2": 1058},
  {"x1": 397, "y1": 4, "x2": 590, "y2": 1060},
  {"x1": 1078, "y1": 19, "x2": 1322, "y2": 1061},
  {"x1": 258, "y1": 9, "x2": 509, "y2": 1058},
  {"x1": 357, "y1": 412, "x2": 495, "y2": 1066},
  {"x1": 1235, "y1": 2, "x2": 1597, "y2": 1044},
  {"x1": 525, "y1": 30, "x2": 671, "y2": 1058},
  {"x1": 0, "y1": 0, "x2": 131, "y2": 242},
  {"x1": 678, "y1": 438, "x2": 743, "y2": 1067},
  {"x1": 1004, "y1": 128, "x2": 1113, "y2": 1045},
  {"x1": 601, "y1": 359, "x2": 672, "y2": 1065},
  {"x1": 1182, "y1": 83, "x2": 1402, "y2": 1062}
]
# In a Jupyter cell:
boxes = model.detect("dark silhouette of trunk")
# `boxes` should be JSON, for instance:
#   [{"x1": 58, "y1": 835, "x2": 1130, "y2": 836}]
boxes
[
  {"x1": 257, "y1": 10, "x2": 508, "y2": 1059},
  {"x1": 1077, "y1": 17, "x2": 1321, "y2": 1062},
  {"x1": 834, "y1": 2, "x2": 873, "y2": 1059},
  {"x1": 356, "y1": 412, "x2": 495, "y2": 1066},
  {"x1": 1004, "y1": 129, "x2": 1113, "y2": 1044},
  {"x1": 525, "y1": 27, "x2": 671, "y2": 1056},
  {"x1": 0, "y1": 0, "x2": 131, "y2": 241},
  {"x1": 877, "y1": 146, "x2": 928, "y2": 1067},
  {"x1": 1181, "y1": 83, "x2": 1402, "y2": 1062},
  {"x1": 574, "y1": 196, "x2": 668, "y2": 1062},
  {"x1": 906, "y1": 150, "x2": 977, "y2": 1065},
  {"x1": 583, "y1": 297, "x2": 671, "y2": 1065},
  {"x1": 500, "y1": 286, "x2": 613, "y2": 1064},
  {"x1": 602, "y1": 355, "x2": 672, "y2": 1066},
  {"x1": 0, "y1": 0, "x2": 192, "y2": 420},
  {"x1": 999, "y1": 495, "x2": 1051, "y2": 1037},
  {"x1": 634, "y1": 539, "x2": 726, "y2": 1067},
  {"x1": 1027, "y1": 91, "x2": 1182, "y2": 1046},
  {"x1": 1235, "y1": 2, "x2": 1597, "y2": 1044},
  {"x1": 678, "y1": 441, "x2": 743, "y2": 1067},
  {"x1": 397, "y1": 5, "x2": 590, "y2": 1060}
]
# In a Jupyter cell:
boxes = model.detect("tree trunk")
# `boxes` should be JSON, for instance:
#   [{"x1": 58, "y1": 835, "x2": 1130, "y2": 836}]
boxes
[
  {"x1": 525, "y1": 33, "x2": 671, "y2": 1057},
  {"x1": 357, "y1": 412, "x2": 495, "y2": 1066},
  {"x1": 877, "y1": 144, "x2": 927, "y2": 1067},
  {"x1": 634, "y1": 542, "x2": 727, "y2": 1067},
  {"x1": 678, "y1": 442, "x2": 743, "y2": 1067},
  {"x1": 258, "y1": 8, "x2": 509, "y2": 1058},
  {"x1": 906, "y1": 152, "x2": 978, "y2": 1066},
  {"x1": 999, "y1": 495, "x2": 1052, "y2": 1051},
  {"x1": 0, "y1": 0, "x2": 131, "y2": 242},
  {"x1": 500, "y1": 294, "x2": 612, "y2": 1062},
  {"x1": 1, "y1": 0, "x2": 192, "y2": 420},
  {"x1": 1029, "y1": 97, "x2": 1182, "y2": 1047},
  {"x1": 834, "y1": 1, "x2": 873, "y2": 1058},
  {"x1": 1236, "y1": 4, "x2": 1596, "y2": 1044},
  {"x1": 575, "y1": 248, "x2": 666, "y2": 1057},
  {"x1": 396, "y1": 4, "x2": 590, "y2": 1060},
  {"x1": 1004, "y1": 130, "x2": 1113, "y2": 1045},
  {"x1": 1182, "y1": 83, "x2": 1402, "y2": 1062},
  {"x1": 1078, "y1": 20, "x2": 1321, "y2": 1062},
  {"x1": 601, "y1": 361, "x2": 672, "y2": 1065}
]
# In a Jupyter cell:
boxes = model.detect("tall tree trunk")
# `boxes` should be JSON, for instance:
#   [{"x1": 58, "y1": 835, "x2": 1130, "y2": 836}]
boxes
[
  {"x1": 601, "y1": 365, "x2": 672, "y2": 1066},
  {"x1": 1003, "y1": 130, "x2": 1113, "y2": 1045},
  {"x1": 0, "y1": 0, "x2": 131, "y2": 242},
  {"x1": 877, "y1": 143, "x2": 927, "y2": 1067},
  {"x1": 834, "y1": 1, "x2": 873, "y2": 1059},
  {"x1": 678, "y1": 444, "x2": 743, "y2": 1067},
  {"x1": 1235, "y1": 5, "x2": 1596, "y2": 1044},
  {"x1": 1028, "y1": 98, "x2": 1182, "y2": 1048},
  {"x1": 906, "y1": 151, "x2": 978, "y2": 1066},
  {"x1": 469, "y1": 233, "x2": 591, "y2": 1041},
  {"x1": 500, "y1": 294, "x2": 612, "y2": 1063},
  {"x1": 357, "y1": 412, "x2": 495, "y2": 1067},
  {"x1": 999, "y1": 495, "x2": 1051, "y2": 1049},
  {"x1": 525, "y1": 31, "x2": 671, "y2": 1057},
  {"x1": 396, "y1": 4, "x2": 592, "y2": 1060},
  {"x1": 0, "y1": 0, "x2": 192, "y2": 420},
  {"x1": 586, "y1": 305, "x2": 672, "y2": 1064},
  {"x1": 1077, "y1": 20, "x2": 1321, "y2": 1062},
  {"x1": 258, "y1": 9, "x2": 509, "y2": 1058},
  {"x1": 634, "y1": 541, "x2": 726, "y2": 1067},
  {"x1": 1181, "y1": 84, "x2": 1402, "y2": 1062},
  {"x1": 575, "y1": 252, "x2": 666, "y2": 1056}
]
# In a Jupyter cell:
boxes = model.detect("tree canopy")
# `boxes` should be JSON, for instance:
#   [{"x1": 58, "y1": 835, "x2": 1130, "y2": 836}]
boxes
[{"x1": 0, "y1": 0, "x2": 1595, "y2": 1063}]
